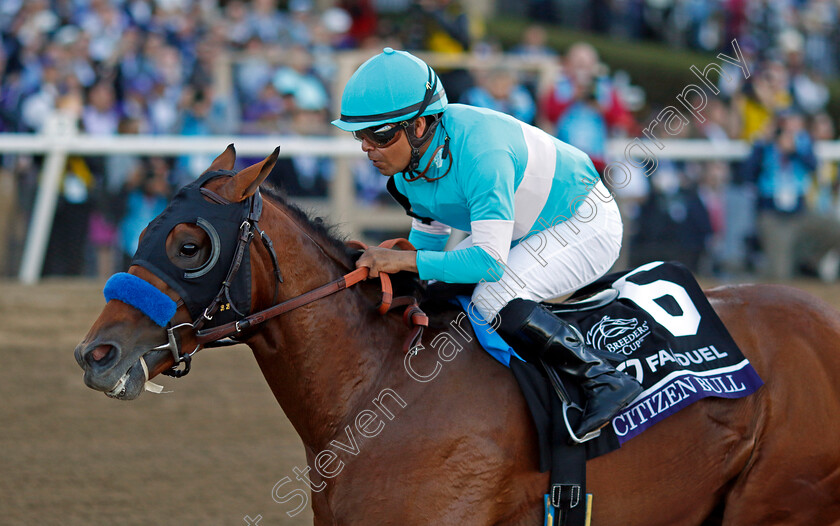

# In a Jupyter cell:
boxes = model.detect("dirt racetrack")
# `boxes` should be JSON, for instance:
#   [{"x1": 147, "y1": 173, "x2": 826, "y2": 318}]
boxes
[
  {"x1": 3, "y1": 277, "x2": 839, "y2": 526},
  {"x1": 1, "y1": 278, "x2": 312, "y2": 526}
]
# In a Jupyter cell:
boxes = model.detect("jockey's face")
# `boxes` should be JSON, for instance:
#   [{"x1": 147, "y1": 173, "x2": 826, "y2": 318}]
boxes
[{"x1": 360, "y1": 117, "x2": 428, "y2": 176}]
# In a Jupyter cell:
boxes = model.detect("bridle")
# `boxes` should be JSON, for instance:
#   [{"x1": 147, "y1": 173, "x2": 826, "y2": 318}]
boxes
[
  {"x1": 151, "y1": 190, "x2": 428, "y2": 379},
  {"x1": 149, "y1": 181, "x2": 280, "y2": 377}
]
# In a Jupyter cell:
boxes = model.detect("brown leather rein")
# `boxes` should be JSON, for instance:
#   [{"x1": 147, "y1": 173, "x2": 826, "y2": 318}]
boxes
[{"x1": 192, "y1": 237, "x2": 428, "y2": 355}]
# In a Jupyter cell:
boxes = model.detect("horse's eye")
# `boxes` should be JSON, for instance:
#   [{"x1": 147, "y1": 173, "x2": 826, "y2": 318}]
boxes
[
  {"x1": 180, "y1": 243, "x2": 199, "y2": 257},
  {"x1": 168, "y1": 224, "x2": 213, "y2": 272}
]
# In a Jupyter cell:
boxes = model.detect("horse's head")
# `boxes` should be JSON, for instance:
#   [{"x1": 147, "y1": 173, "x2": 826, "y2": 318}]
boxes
[{"x1": 75, "y1": 145, "x2": 279, "y2": 399}]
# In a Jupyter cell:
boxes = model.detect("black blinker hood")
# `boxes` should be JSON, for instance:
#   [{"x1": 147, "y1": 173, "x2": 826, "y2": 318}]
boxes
[{"x1": 131, "y1": 170, "x2": 253, "y2": 327}]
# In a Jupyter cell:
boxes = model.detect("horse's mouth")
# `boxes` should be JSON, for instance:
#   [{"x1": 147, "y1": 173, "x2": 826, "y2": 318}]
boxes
[
  {"x1": 77, "y1": 348, "x2": 172, "y2": 400},
  {"x1": 102, "y1": 361, "x2": 146, "y2": 400},
  {"x1": 81, "y1": 358, "x2": 147, "y2": 400}
]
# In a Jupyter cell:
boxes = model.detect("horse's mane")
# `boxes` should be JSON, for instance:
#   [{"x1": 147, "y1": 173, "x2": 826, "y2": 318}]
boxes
[
  {"x1": 260, "y1": 184, "x2": 357, "y2": 269},
  {"x1": 259, "y1": 184, "x2": 429, "y2": 307}
]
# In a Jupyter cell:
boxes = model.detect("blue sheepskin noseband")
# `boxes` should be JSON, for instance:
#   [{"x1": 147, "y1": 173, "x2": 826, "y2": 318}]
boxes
[{"x1": 104, "y1": 272, "x2": 177, "y2": 327}]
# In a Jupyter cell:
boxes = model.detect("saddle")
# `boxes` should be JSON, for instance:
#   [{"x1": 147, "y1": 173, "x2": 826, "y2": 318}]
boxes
[
  {"x1": 424, "y1": 261, "x2": 764, "y2": 526},
  {"x1": 546, "y1": 288, "x2": 619, "y2": 315}
]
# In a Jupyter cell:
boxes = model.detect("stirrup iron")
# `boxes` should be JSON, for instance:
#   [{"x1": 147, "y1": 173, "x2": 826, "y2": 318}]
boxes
[{"x1": 541, "y1": 359, "x2": 602, "y2": 444}]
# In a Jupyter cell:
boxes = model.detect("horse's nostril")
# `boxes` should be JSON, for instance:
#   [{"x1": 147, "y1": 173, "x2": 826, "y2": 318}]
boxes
[{"x1": 86, "y1": 344, "x2": 118, "y2": 368}]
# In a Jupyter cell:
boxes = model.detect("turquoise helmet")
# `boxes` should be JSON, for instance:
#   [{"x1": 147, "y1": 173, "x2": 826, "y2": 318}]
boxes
[{"x1": 332, "y1": 47, "x2": 448, "y2": 132}]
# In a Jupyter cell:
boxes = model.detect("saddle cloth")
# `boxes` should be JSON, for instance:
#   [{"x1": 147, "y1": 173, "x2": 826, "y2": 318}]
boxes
[{"x1": 456, "y1": 260, "x2": 764, "y2": 446}]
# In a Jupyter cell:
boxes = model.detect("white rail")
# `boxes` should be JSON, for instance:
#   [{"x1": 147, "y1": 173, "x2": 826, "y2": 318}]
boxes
[{"x1": 5, "y1": 116, "x2": 840, "y2": 284}]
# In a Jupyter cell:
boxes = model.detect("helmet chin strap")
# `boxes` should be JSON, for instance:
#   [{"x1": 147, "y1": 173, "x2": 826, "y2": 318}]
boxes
[
  {"x1": 404, "y1": 116, "x2": 437, "y2": 172},
  {"x1": 401, "y1": 114, "x2": 451, "y2": 182}
]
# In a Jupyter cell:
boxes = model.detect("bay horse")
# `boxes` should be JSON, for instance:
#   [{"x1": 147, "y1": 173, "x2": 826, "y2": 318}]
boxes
[{"x1": 76, "y1": 147, "x2": 840, "y2": 525}]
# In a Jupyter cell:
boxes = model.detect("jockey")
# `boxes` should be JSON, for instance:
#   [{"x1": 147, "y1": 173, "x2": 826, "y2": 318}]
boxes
[{"x1": 333, "y1": 48, "x2": 641, "y2": 438}]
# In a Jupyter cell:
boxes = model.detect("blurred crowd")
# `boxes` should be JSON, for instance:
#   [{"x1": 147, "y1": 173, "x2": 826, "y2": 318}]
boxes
[
  {"x1": 559, "y1": 0, "x2": 840, "y2": 282},
  {"x1": 530, "y1": 0, "x2": 839, "y2": 78},
  {"x1": 2, "y1": 0, "x2": 840, "y2": 284}
]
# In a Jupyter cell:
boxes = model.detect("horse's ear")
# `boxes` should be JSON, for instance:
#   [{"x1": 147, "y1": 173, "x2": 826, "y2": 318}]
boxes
[
  {"x1": 204, "y1": 144, "x2": 237, "y2": 174},
  {"x1": 217, "y1": 147, "x2": 280, "y2": 202}
]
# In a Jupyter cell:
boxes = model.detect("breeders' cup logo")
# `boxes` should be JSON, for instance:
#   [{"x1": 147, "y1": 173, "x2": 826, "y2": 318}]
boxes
[{"x1": 586, "y1": 315, "x2": 651, "y2": 355}]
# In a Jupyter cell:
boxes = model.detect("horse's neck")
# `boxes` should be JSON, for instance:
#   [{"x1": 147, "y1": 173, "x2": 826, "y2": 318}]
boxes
[{"x1": 247, "y1": 200, "x2": 403, "y2": 449}]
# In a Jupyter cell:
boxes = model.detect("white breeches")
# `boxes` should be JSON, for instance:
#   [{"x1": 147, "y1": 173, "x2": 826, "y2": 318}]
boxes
[{"x1": 464, "y1": 181, "x2": 623, "y2": 321}]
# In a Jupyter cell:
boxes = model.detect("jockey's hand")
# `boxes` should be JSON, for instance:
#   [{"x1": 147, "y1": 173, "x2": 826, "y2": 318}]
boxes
[{"x1": 356, "y1": 247, "x2": 418, "y2": 278}]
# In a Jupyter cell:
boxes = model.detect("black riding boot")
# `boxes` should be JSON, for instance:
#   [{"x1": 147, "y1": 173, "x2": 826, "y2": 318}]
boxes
[{"x1": 498, "y1": 298, "x2": 643, "y2": 438}]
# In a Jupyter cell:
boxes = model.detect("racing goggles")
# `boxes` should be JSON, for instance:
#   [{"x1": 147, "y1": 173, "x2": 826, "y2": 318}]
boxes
[{"x1": 352, "y1": 122, "x2": 405, "y2": 148}]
